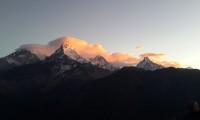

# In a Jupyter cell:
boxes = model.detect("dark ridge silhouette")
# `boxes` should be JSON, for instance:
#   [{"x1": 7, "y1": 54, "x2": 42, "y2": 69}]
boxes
[{"x1": 1, "y1": 65, "x2": 200, "y2": 120}]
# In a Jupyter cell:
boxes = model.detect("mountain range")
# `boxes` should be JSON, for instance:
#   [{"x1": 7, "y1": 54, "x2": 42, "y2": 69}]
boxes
[
  {"x1": 0, "y1": 38, "x2": 200, "y2": 120},
  {"x1": 0, "y1": 40, "x2": 163, "y2": 71}
]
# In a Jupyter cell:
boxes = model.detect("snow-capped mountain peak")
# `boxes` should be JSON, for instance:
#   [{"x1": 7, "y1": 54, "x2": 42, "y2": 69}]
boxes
[
  {"x1": 136, "y1": 57, "x2": 164, "y2": 71},
  {"x1": 89, "y1": 55, "x2": 107, "y2": 65},
  {"x1": 89, "y1": 55, "x2": 117, "y2": 71},
  {"x1": 53, "y1": 44, "x2": 65, "y2": 56},
  {"x1": 46, "y1": 44, "x2": 88, "y2": 63},
  {"x1": 143, "y1": 57, "x2": 151, "y2": 63},
  {"x1": 0, "y1": 49, "x2": 40, "y2": 70},
  {"x1": 63, "y1": 44, "x2": 88, "y2": 63}
]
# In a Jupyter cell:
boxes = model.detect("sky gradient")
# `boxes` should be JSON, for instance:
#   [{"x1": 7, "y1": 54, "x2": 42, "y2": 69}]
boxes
[{"x1": 0, "y1": 0, "x2": 200, "y2": 68}]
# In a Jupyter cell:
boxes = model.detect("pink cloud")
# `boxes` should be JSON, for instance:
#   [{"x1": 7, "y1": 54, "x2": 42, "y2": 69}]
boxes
[{"x1": 140, "y1": 53, "x2": 166, "y2": 60}]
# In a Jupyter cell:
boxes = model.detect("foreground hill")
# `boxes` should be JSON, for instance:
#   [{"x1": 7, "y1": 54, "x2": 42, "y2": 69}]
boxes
[
  {"x1": 1, "y1": 66, "x2": 200, "y2": 120},
  {"x1": 79, "y1": 67, "x2": 200, "y2": 120}
]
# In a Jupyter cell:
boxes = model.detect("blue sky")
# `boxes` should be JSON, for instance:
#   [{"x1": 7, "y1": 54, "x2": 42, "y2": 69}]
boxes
[{"x1": 0, "y1": 0, "x2": 200, "y2": 68}]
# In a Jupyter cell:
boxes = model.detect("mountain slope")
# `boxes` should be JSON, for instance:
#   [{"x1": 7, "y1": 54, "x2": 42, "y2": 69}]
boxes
[
  {"x1": 0, "y1": 49, "x2": 40, "y2": 70},
  {"x1": 136, "y1": 57, "x2": 164, "y2": 70}
]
